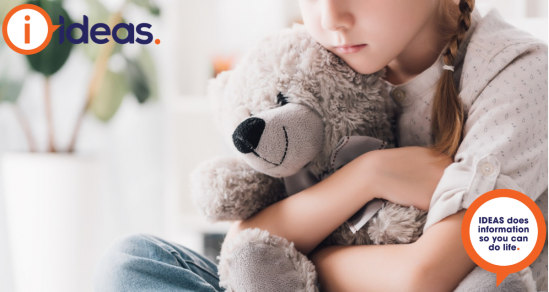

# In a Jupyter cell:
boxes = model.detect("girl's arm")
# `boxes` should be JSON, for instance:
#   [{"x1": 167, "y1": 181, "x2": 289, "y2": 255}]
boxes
[
  {"x1": 225, "y1": 146, "x2": 452, "y2": 255},
  {"x1": 309, "y1": 209, "x2": 476, "y2": 292}
]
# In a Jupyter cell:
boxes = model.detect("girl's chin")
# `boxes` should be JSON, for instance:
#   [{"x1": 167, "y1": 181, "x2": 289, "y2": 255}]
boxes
[
  {"x1": 346, "y1": 56, "x2": 388, "y2": 75},
  {"x1": 345, "y1": 61, "x2": 380, "y2": 75}
]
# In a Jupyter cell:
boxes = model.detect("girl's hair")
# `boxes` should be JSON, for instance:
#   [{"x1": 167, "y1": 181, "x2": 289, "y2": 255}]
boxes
[{"x1": 428, "y1": 0, "x2": 475, "y2": 158}]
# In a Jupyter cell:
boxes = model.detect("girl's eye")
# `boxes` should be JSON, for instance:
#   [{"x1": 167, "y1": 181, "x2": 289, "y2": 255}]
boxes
[{"x1": 277, "y1": 92, "x2": 289, "y2": 106}]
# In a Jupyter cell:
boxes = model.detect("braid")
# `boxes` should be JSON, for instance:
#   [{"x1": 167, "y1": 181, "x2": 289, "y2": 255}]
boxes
[{"x1": 428, "y1": 0, "x2": 475, "y2": 159}]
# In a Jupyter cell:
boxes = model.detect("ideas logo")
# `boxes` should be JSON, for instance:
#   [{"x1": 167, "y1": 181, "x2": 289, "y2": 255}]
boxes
[
  {"x1": 2, "y1": 4, "x2": 160, "y2": 55},
  {"x1": 2, "y1": 4, "x2": 58, "y2": 55}
]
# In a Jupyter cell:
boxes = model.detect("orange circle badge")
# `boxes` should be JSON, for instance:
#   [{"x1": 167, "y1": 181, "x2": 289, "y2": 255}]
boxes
[
  {"x1": 2, "y1": 4, "x2": 60, "y2": 55},
  {"x1": 461, "y1": 189, "x2": 546, "y2": 286}
]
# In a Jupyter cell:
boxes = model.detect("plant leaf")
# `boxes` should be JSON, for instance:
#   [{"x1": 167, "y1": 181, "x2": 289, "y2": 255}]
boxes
[
  {"x1": 129, "y1": 0, "x2": 160, "y2": 16},
  {"x1": 25, "y1": 0, "x2": 74, "y2": 76},
  {"x1": 111, "y1": 18, "x2": 128, "y2": 55},
  {"x1": 125, "y1": 57, "x2": 150, "y2": 103},
  {"x1": 81, "y1": 0, "x2": 110, "y2": 60},
  {"x1": 0, "y1": 37, "x2": 28, "y2": 103},
  {"x1": 0, "y1": 0, "x2": 24, "y2": 25},
  {"x1": 90, "y1": 69, "x2": 128, "y2": 122},
  {"x1": 0, "y1": 78, "x2": 24, "y2": 103},
  {"x1": 137, "y1": 47, "x2": 158, "y2": 101}
]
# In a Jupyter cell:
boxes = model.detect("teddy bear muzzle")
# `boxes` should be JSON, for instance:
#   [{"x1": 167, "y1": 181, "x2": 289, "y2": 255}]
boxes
[{"x1": 230, "y1": 103, "x2": 325, "y2": 178}]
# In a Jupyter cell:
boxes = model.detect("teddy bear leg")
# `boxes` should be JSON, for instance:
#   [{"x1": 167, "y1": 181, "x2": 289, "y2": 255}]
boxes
[
  {"x1": 453, "y1": 266, "x2": 536, "y2": 292},
  {"x1": 217, "y1": 228, "x2": 319, "y2": 292}
]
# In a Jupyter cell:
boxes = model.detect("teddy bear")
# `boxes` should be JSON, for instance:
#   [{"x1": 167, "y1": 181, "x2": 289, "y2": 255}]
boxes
[
  {"x1": 190, "y1": 24, "x2": 534, "y2": 292},
  {"x1": 190, "y1": 23, "x2": 425, "y2": 291}
]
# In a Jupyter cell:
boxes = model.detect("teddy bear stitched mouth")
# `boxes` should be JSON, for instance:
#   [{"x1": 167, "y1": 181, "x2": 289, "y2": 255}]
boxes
[{"x1": 251, "y1": 126, "x2": 289, "y2": 167}]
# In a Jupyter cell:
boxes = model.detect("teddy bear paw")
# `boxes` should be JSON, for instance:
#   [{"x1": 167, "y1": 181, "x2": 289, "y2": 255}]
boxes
[{"x1": 217, "y1": 228, "x2": 319, "y2": 292}]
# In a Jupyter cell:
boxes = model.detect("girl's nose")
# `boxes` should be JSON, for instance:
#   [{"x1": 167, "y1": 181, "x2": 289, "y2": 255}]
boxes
[{"x1": 320, "y1": 0, "x2": 353, "y2": 31}]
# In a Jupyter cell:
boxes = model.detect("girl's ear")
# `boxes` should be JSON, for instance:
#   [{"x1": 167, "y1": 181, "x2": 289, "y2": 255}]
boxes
[{"x1": 207, "y1": 70, "x2": 232, "y2": 102}]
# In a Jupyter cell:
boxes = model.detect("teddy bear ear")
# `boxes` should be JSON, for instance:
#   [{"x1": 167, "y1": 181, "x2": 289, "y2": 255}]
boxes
[
  {"x1": 206, "y1": 70, "x2": 233, "y2": 103},
  {"x1": 206, "y1": 70, "x2": 236, "y2": 141}
]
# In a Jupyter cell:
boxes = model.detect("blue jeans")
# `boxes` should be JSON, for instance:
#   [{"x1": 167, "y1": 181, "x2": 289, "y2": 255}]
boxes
[{"x1": 94, "y1": 233, "x2": 225, "y2": 292}]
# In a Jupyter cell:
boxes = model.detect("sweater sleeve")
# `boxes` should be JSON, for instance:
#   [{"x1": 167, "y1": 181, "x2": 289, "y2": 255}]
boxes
[{"x1": 423, "y1": 41, "x2": 548, "y2": 232}]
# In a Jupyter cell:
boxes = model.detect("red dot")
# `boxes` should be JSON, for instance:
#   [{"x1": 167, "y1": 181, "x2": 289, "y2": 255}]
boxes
[
  {"x1": 517, "y1": 248, "x2": 520, "y2": 250},
  {"x1": 155, "y1": 39, "x2": 160, "y2": 45},
  {"x1": 25, "y1": 15, "x2": 30, "y2": 21}
]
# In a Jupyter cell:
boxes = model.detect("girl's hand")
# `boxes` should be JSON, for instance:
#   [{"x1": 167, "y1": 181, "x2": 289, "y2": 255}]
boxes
[{"x1": 366, "y1": 146, "x2": 453, "y2": 210}]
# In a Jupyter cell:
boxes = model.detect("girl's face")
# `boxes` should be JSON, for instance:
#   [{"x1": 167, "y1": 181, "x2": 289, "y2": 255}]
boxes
[{"x1": 298, "y1": 0, "x2": 442, "y2": 75}]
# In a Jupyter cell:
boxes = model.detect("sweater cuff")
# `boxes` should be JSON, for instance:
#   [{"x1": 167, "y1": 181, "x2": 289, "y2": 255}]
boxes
[{"x1": 423, "y1": 153, "x2": 501, "y2": 232}]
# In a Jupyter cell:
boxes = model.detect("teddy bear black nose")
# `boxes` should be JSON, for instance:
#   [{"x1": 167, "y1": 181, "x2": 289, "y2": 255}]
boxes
[{"x1": 232, "y1": 117, "x2": 266, "y2": 154}]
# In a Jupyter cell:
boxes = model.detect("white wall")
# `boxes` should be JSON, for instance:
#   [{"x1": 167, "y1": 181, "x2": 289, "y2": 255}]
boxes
[{"x1": 165, "y1": 0, "x2": 301, "y2": 97}]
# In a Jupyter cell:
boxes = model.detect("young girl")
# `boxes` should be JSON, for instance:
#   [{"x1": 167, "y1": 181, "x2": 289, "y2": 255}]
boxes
[{"x1": 94, "y1": 0, "x2": 548, "y2": 291}]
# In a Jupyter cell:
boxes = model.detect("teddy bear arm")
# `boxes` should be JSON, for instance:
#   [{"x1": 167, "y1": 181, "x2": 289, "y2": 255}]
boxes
[{"x1": 191, "y1": 156, "x2": 288, "y2": 222}]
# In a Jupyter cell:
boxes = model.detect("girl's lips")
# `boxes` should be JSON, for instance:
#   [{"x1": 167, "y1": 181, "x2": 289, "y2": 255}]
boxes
[{"x1": 333, "y1": 44, "x2": 367, "y2": 54}]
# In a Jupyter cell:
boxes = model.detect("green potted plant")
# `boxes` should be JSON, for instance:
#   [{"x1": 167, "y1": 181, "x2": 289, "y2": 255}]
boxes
[
  {"x1": 1, "y1": 0, "x2": 160, "y2": 152},
  {"x1": 0, "y1": 0, "x2": 160, "y2": 291}
]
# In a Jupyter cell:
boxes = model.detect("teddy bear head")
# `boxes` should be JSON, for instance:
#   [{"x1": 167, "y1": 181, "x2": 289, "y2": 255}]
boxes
[{"x1": 208, "y1": 24, "x2": 392, "y2": 178}]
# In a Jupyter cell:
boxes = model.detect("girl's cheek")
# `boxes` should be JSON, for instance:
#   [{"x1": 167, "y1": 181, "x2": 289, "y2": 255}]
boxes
[{"x1": 302, "y1": 23, "x2": 322, "y2": 44}]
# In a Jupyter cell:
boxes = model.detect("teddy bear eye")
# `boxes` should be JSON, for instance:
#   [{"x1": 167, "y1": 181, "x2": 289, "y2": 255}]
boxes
[{"x1": 276, "y1": 92, "x2": 289, "y2": 106}]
